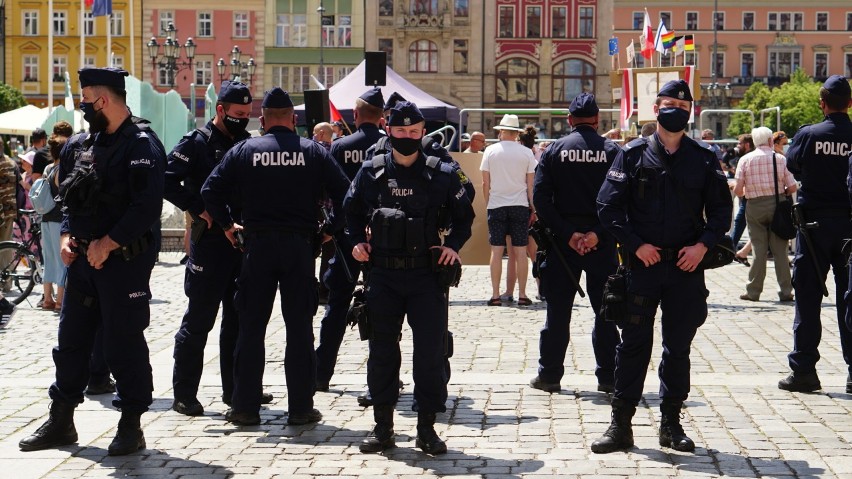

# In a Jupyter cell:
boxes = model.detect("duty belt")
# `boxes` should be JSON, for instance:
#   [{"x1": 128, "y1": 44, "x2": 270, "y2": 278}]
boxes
[
  {"x1": 371, "y1": 255, "x2": 431, "y2": 270},
  {"x1": 74, "y1": 230, "x2": 153, "y2": 261},
  {"x1": 633, "y1": 248, "x2": 679, "y2": 265},
  {"x1": 243, "y1": 226, "x2": 312, "y2": 239}
]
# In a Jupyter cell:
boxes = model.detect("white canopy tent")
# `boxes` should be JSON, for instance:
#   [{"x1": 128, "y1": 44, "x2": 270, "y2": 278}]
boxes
[{"x1": 0, "y1": 105, "x2": 83, "y2": 139}]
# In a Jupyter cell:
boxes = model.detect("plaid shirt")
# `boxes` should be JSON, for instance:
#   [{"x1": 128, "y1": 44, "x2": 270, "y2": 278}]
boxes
[{"x1": 735, "y1": 146, "x2": 796, "y2": 199}]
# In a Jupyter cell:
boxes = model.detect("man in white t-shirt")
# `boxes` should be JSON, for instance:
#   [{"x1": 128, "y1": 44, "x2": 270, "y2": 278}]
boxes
[{"x1": 480, "y1": 114, "x2": 537, "y2": 306}]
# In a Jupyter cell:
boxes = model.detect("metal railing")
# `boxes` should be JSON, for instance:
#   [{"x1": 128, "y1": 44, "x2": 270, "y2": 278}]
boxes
[
  {"x1": 759, "y1": 106, "x2": 781, "y2": 130},
  {"x1": 699, "y1": 109, "x2": 755, "y2": 133}
]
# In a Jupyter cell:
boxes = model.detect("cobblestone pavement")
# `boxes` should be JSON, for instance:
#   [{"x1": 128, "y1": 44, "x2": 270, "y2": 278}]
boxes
[{"x1": 1, "y1": 252, "x2": 850, "y2": 478}]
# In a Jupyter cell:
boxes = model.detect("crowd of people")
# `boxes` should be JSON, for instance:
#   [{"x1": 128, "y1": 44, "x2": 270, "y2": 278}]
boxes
[{"x1": 8, "y1": 66, "x2": 852, "y2": 460}]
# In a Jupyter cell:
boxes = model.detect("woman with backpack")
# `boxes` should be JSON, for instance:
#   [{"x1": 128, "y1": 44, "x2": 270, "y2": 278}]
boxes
[{"x1": 37, "y1": 134, "x2": 67, "y2": 310}]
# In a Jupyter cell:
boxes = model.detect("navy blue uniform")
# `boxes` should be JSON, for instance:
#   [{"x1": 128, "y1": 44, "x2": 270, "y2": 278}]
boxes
[
  {"x1": 597, "y1": 135, "x2": 732, "y2": 406},
  {"x1": 165, "y1": 122, "x2": 250, "y2": 404},
  {"x1": 344, "y1": 153, "x2": 473, "y2": 413},
  {"x1": 201, "y1": 125, "x2": 350, "y2": 415},
  {"x1": 533, "y1": 125, "x2": 621, "y2": 387},
  {"x1": 52, "y1": 116, "x2": 165, "y2": 413},
  {"x1": 786, "y1": 113, "x2": 852, "y2": 374},
  {"x1": 315, "y1": 123, "x2": 384, "y2": 386}
]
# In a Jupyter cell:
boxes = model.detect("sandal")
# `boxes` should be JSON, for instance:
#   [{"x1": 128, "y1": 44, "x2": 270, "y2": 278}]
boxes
[
  {"x1": 42, "y1": 301, "x2": 56, "y2": 310},
  {"x1": 487, "y1": 297, "x2": 502, "y2": 306},
  {"x1": 734, "y1": 255, "x2": 750, "y2": 267},
  {"x1": 517, "y1": 297, "x2": 533, "y2": 306}
]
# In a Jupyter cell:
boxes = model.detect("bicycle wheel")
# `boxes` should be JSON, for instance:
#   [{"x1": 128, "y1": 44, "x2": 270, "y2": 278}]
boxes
[{"x1": 0, "y1": 243, "x2": 38, "y2": 305}]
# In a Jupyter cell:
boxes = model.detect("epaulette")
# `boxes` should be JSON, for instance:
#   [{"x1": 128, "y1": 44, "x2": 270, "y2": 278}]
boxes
[{"x1": 624, "y1": 137, "x2": 649, "y2": 151}]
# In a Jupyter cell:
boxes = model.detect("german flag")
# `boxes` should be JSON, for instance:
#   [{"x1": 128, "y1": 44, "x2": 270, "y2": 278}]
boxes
[{"x1": 684, "y1": 35, "x2": 695, "y2": 51}]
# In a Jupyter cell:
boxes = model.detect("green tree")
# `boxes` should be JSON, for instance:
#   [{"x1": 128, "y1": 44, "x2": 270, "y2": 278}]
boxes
[
  {"x1": 727, "y1": 69, "x2": 826, "y2": 138},
  {"x1": 0, "y1": 82, "x2": 27, "y2": 114}
]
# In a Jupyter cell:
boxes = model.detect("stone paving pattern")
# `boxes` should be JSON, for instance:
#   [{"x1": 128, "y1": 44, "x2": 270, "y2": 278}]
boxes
[{"x1": 0, "y1": 253, "x2": 850, "y2": 478}]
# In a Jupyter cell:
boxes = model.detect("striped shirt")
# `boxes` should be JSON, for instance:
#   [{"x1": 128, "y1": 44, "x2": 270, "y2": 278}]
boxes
[{"x1": 734, "y1": 146, "x2": 796, "y2": 199}]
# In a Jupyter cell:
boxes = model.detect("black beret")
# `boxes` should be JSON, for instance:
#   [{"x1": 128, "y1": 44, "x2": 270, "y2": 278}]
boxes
[
  {"x1": 569, "y1": 92, "x2": 599, "y2": 118},
  {"x1": 262, "y1": 87, "x2": 294, "y2": 108},
  {"x1": 219, "y1": 81, "x2": 252, "y2": 105},
  {"x1": 359, "y1": 88, "x2": 385, "y2": 109},
  {"x1": 823, "y1": 75, "x2": 851, "y2": 98},
  {"x1": 78, "y1": 67, "x2": 128, "y2": 90},
  {"x1": 657, "y1": 79, "x2": 693, "y2": 102},
  {"x1": 383, "y1": 91, "x2": 407, "y2": 111},
  {"x1": 387, "y1": 101, "x2": 424, "y2": 126}
]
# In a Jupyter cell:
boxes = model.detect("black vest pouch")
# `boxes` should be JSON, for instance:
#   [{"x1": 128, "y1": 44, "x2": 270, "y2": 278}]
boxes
[
  {"x1": 405, "y1": 217, "x2": 425, "y2": 255},
  {"x1": 370, "y1": 207, "x2": 407, "y2": 250}
]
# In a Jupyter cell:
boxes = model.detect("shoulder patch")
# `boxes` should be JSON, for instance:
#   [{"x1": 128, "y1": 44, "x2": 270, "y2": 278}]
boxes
[
  {"x1": 624, "y1": 137, "x2": 648, "y2": 152},
  {"x1": 606, "y1": 169, "x2": 627, "y2": 182},
  {"x1": 136, "y1": 131, "x2": 149, "y2": 139}
]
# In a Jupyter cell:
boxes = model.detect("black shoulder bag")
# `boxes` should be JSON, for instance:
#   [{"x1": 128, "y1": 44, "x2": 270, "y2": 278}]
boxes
[{"x1": 769, "y1": 153, "x2": 796, "y2": 240}]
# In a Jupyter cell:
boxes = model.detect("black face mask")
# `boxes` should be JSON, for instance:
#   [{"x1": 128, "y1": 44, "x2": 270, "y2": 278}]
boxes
[
  {"x1": 81, "y1": 99, "x2": 109, "y2": 133},
  {"x1": 223, "y1": 115, "x2": 249, "y2": 136},
  {"x1": 391, "y1": 136, "x2": 421, "y2": 156},
  {"x1": 656, "y1": 107, "x2": 691, "y2": 132}
]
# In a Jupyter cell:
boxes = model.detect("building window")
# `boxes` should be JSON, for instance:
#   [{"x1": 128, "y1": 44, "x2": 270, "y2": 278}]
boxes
[
  {"x1": 771, "y1": 12, "x2": 804, "y2": 31},
  {"x1": 319, "y1": 67, "x2": 334, "y2": 88},
  {"x1": 321, "y1": 15, "x2": 335, "y2": 47},
  {"x1": 552, "y1": 59, "x2": 595, "y2": 104},
  {"x1": 816, "y1": 12, "x2": 828, "y2": 31},
  {"x1": 53, "y1": 11, "x2": 67, "y2": 36},
  {"x1": 378, "y1": 38, "x2": 394, "y2": 69},
  {"x1": 195, "y1": 59, "x2": 213, "y2": 85},
  {"x1": 293, "y1": 15, "x2": 307, "y2": 47},
  {"x1": 552, "y1": 7, "x2": 567, "y2": 38},
  {"x1": 660, "y1": 12, "x2": 671, "y2": 29},
  {"x1": 234, "y1": 12, "x2": 249, "y2": 38},
  {"x1": 198, "y1": 12, "x2": 213, "y2": 37},
  {"x1": 741, "y1": 53, "x2": 754, "y2": 78},
  {"x1": 768, "y1": 13, "x2": 777, "y2": 30},
  {"x1": 84, "y1": 56, "x2": 96, "y2": 69},
  {"x1": 159, "y1": 68, "x2": 175, "y2": 87},
  {"x1": 712, "y1": 52, "x2": 725, "y2": 78},
  {"x1": 53, "y1": 56, "x2": 67, "y2": 82},
  {"x1": 743, "y1": 12, "x2": 754, "y2": 31},
  {"x1": 110, "y1": 11, "x2": 124, "y2": 36},
  {"x1": 793, "y1": 13, "x2": 803, "y2": 30},
  {"x1": 815, "y1": 53, "x2": 828, "y2": 79},
  {"x1": 293, "y1": 66, "x2": 310, "y2": 93},
  {"x1": 379, "y1": 0, "x2": 393, "y2": 17},
  {"x1": 111, "y1": 55, "x2": 124, "y2": 70},
  {"x1": 846, "y1": 53, "x2": 852, "y2": 77},
  {"x1": 276, "y1": 15, "x2": 290, "y2": 46},
  {"x1": 338, "y1": 67, "x2": 354, "y2": 82},
  {"x1": 409, "y1": 39, "x2": 438, "y2": 73},
  {"x1": 338, "y1": 15, "x2": 351, "y2": 47},
  {"x1": 496, "y1": 58, "x2": 539, "y2": 103},
  {"x1": 686, "y1": 12, "x2": 698, "y2": 30},
  {"x1": 685, "y1": 52, "x2": 696, "y2": 66},
  {"x1": 410, "y1": 0, "x2": 438, "y2": 16},
  {"x1": 23, "y1": 56, "x2": 38, "y2": 82},
  {"x1": 23, "y1": 11, "x2": 38, "y2": 36},
  {"x1": 159, "y1": 11, "x2": 174, "y2": 34},
  {"x1": 454, "y1": 39, "x2": 468, "y2": 73},
  {"x1": 83, "y1": 12, "x2": 95, "y2": 36},
  {"x1": 714, "y1": 11, "x2": 725, "y2": 31},
  {"x1": 499, "y1": 6, "x2": 514, "y2": 37},
  {"x1": 526, "y1": 6, "x2": 541, "y2": 38},
  {"x1": 455, "y1": 0, "x2": 468, "y2": 17},
  {"x1": 272, "y1": 66, "x2": 289, "y2": 89},
  {"x1": 847, "y1": 13, "x2": 852, "y2": 31},
  {"x1": 633, "y1": 12, "x2": 643, "y2": 30},
  {"x1": 769, "y1": 51, "x2": 801, "y2": 78},
  {"x1": 579, "y1": 7, "x2": 595, "y2": 38}
]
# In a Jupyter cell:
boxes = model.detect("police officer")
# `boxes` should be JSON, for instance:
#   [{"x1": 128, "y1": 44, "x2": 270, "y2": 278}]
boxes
[
  {"x1": 165, "y1": 81, "x2": 273, "y2": 416},
  {"x1": 315, "y1": 88, "x2": 386, "y2": 392},
  {"x1": 345, "y1": 101, "x2": 473, "y2": 455},
  {"x1": 780, "y1": 75, "x2": 852, "y2": 393},
  {"x1": 593, "y1": 80, "x2": 732, "y2": 454},
  {"x1": 529, "y1": 92, "x2": 621, "y2": 394},
  {"x1": 201, "y1": 88, "x2": 350, "y2": 426},
  {"x1": 19, "y1": 67, "x2": 166, "y2": 456}
]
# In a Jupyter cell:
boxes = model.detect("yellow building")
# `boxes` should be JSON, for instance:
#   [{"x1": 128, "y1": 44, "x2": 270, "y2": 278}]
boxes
[{"x1": 4, "y1": 0, "x2": 144, "y2": 107}]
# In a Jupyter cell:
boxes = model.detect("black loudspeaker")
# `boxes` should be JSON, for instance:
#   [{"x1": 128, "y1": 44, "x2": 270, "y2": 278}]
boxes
[
  {"x1": 303, "y1": 89, "x2": 330, "y2": 136},
  {"x1": 365, "y1": 51, "x2": 387, "y2": 86}
]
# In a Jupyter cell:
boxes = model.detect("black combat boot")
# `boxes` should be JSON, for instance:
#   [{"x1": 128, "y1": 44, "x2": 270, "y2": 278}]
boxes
[
  {"x1": 659, "y1": 402, "x2": 695, "y2": 452},
  {"x1": 19, "y1": 401, "x2": 78, "y2": 451},
  {"x1": 415, "y1": 412, "x2": 447, "y2": 455},
  {"x1": 590, "y1": 399, "x2": 636, "y2": 454},
  {"x1": 360, "y1": 404, "x2": 396, "y2": 453},
  {"x1": 108, "y1": 411, "x2": 146, "y2": 456}
]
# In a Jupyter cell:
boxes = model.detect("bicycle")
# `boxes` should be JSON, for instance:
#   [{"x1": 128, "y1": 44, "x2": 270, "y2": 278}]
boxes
[{"x1": 0, "y1": 210, "x2": 44, "y2": 305}]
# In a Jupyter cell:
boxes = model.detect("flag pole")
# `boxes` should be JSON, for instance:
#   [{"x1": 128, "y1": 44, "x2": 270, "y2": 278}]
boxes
[
  {"x1": 129, "y1": 0, "x2": 135, "y2": 76},
  {"x1": 107, "y1": 13, "x2": 112, "y2": 67},
  {"x1": 48, "y1": 0, "x2": 54, "y2": 112},
  {"x1": 80, "y1": 0, "x2": 85, "y2": 75}
]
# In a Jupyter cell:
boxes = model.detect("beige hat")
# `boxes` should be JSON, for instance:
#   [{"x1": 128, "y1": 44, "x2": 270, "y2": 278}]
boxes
[{"x1": 493, "y1": 114, "x2": 522, "y2": 131}]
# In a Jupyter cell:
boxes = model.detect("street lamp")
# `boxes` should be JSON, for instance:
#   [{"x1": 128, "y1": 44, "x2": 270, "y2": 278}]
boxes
[
  {"x1": 216, "y1": 46, "x2": 257, "y2": 84},
  {"x1": 318, "y1": 0, "x2": 326, "y2": 75},
  {"x1": 701, "y1": 82, "x2": 731, "y2": 136},
  {"x1": 147, "y1": 22, "x2": 196, "y2": 88}
]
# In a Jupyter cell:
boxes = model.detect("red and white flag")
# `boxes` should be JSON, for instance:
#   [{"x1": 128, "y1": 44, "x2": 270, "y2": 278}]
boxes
[
  {"x1": 641, "y1": 10, "x2": 654, "y2": 59},
  {"x1": 620, "y1": 69, "x2": 635, "y2": 130}
]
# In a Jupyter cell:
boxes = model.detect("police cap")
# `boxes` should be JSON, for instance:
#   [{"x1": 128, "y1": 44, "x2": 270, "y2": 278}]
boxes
[
  {"x1": 388, "y1": 101, "x2": 424, "y2": 126},
  {"x1": 219, "y1": 80, "x2": 252, "y2": 105},
  {"x1": 823, "y1": 75, "x2": 851, "y2": 99},
  {"x1": 657, "y1": 79, "x2": 693, "y2": 102},
  {"x1": 78, "y1": 67, "x2": 129, "y2": 90},
  {"x1": 569, "y1": 92, "x2": 599, "y2": 118},
  {"x1": 359, "y1": 87, "x2": 385, "y2": 109},
  {"x1": 262, "y1": 87, "x2": 294, "y2": 108},
  {"x1": 384, "y1": 92, "x2": 407, "y2": 111}
]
